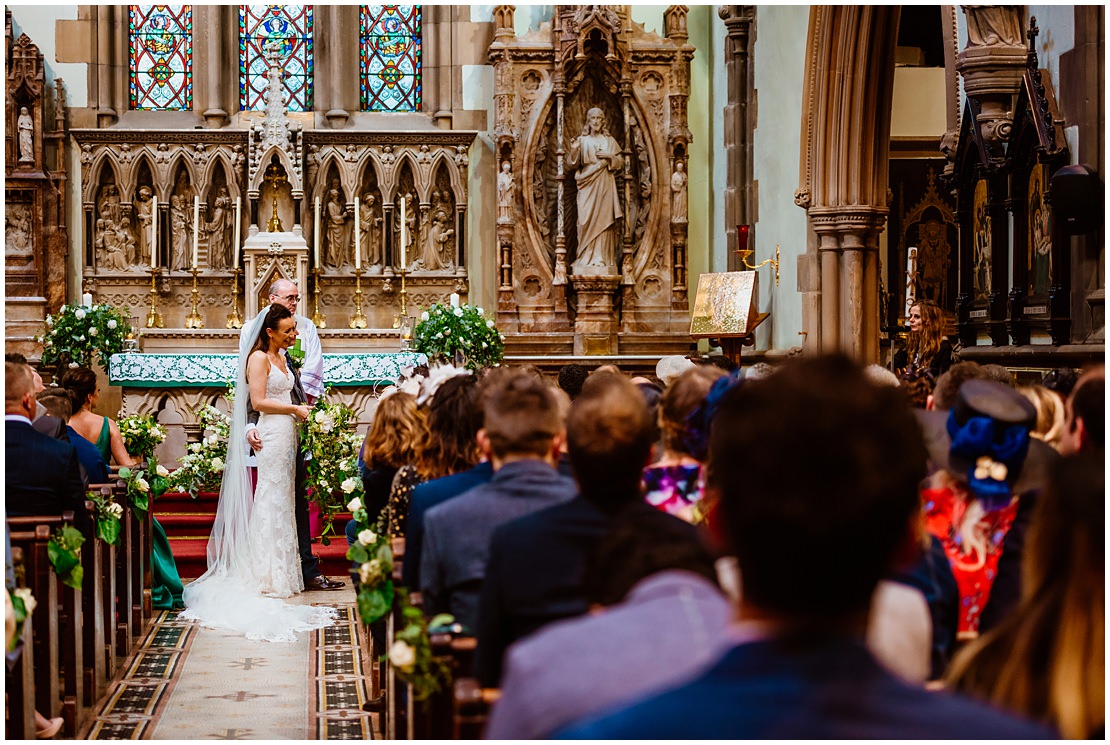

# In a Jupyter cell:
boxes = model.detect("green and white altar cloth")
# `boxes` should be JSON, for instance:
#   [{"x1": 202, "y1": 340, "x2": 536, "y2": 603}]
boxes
[{"x1": 108, "y1": 352, "x2": 428, "y2": 387}]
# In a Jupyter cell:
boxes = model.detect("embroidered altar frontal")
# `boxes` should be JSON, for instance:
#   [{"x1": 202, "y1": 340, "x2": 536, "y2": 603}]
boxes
[{"x1": 109, "y1": 352, "x2": 427, "y2": 387}]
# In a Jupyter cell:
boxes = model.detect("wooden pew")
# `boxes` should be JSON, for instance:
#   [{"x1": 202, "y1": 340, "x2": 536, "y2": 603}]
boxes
[
  {"x1": 5, "y1": 546, "x2": 37, "y2": 740},
  {"x1": 453, "y1": 677, "x2": 500, "y2": 740},
  {"x1": 91, "y1": 478, "x2": 135, "y2": 662},
  {"x1": 7, "y1": 512, "x2": 86, "y2": 737},
  {"x1": 81, "y1": 493, "x2": 117, "y2": 707}
]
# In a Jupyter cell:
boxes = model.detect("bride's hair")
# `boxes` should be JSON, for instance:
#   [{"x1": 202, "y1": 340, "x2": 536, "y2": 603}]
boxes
[{"x1": 251, "y1": 303, "x2": 293, "y2": 357}]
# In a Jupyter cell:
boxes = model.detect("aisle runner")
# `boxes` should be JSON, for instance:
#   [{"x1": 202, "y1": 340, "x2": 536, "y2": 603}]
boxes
[{"x1": 85, "y1": 595, "x2": 376, "y2": 740}]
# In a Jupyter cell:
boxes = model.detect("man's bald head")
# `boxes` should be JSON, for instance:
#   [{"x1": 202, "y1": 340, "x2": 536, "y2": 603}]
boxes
[{"x1": 267, "y1": 279, "x2": 300, "y2": 314}]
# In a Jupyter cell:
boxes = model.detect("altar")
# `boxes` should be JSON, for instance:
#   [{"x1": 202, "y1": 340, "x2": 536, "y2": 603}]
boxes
[{"x1": 109, "y1": 350, "x2": 425, "y2": 466}]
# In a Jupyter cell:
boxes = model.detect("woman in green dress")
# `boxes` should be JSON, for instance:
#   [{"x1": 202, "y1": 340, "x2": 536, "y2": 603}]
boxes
[{"x1": 61, "y1": 367, "x2": 185, "y2": 610}]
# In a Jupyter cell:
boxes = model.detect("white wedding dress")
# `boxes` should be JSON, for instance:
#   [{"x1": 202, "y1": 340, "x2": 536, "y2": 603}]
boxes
[{"x1": 181, "y1": 313, "x2": 336, "y2": 642}]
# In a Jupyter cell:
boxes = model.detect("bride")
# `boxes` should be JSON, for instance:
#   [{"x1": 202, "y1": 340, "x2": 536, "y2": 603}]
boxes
[{"x1": 180, "y1": 303, "x2": 337, "y2": 641}]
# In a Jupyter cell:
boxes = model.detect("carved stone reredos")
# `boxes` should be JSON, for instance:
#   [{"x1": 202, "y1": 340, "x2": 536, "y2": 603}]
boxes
[
  {"x1": 248, "y1": 41, "x2": 304, "y2": 197},
  {"x1": 490, "y1": 5, "x2": 694, "y2": 335}
]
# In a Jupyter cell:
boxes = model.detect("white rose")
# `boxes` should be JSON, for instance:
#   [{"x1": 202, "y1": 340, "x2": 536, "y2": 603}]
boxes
[
  {"x1": 444, "y1": 328, "x2": 451, "y2": 336},
  {"x1": 421, "y1": 311, "x2": 430, "y2": 321},
  {"x1": 358, "y1": 529, "x2": 377, "y2": 546},
  {"x1": 136, "y1": 477, "x2": 150, "y2": 493},
  {"x1": 75, "y1": 335, "x2": 85, "y2": 342},
  {"x1": 69, "y1": 362, "x2": 79, "y2": 369},
  {"x1": 435, "y1": 332, "x2": 443, "y2": 339},
  {"x1": 486, "y1": 320, "x2": 495, "y2": 329},
  {"x1": 107, "y1": 502, "x2": 124, "y2": 518},
  {"x1": 156, "y1": 464, "x2": 170, "y2": 477},
  {"x1": 210, "y1": 457, "x2": 224, "y2": 472},
  {"x1": 389, "y1": 640, "x2": 416, "y2": 671},
  {"x1": 74, "y1": 308, "x2": 86, "y2": 320},
  {"x1": 152, "y1": 425, "x2": 164, "y2": 437},
  {"x1": 89, "y1": 327, "x2": 98, "y2": 336},
  {"x1": 205, "y1": 434, "x2": 218, "y2": 446},
  {"x1": 314, "y1": 410, "x2": 327, "y2": 424},
  {"x1": 107, "y1": 319, "x2": 117, "y2": 329},
  {"x1": 340, "y1": 477, "x2": 358, "y2": 494},
  {"x1": 346, "y1": 497, "x2": 363, "y2": 512},
  {"x1": 482, "y1": 342, "x2": 488, "y2": 349},
  {"x1": 477, "y1": 307, "x2": 484, "y2": 316},
  {"x1": 45, "y1": 316, "x2": 53, "y2": 326},
  {"x1": 320, "y1": 415, "x2": 335, "y2": 433},
  {"x1": 13, "y1": 587, "x2": 35, "y2": 614},
  {"x1": 190, "y1": 442, "x2": 202, "y2": 453},
  {"x1": 453, "y1": 307, "x2": 464, "y2": 317}
]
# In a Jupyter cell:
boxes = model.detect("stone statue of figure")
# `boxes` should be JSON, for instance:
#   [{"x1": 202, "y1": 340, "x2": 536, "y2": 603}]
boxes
[
  {"x1": 324, "y1": 188, "x2": 348, "y2": 268},
  {"x1": 394, "y1": 191, "x2": 417, "y2": 270},
  {"x1": 962, "y1": 5, "x2": 1025, "y2": 48},
  {"x1": 17, "y1": 106, "x2": 33, "y2": 163},
  {"x1": 135, "y1": 186, "x2": 154, "y2": 268},
  {"x1": 206, "y1": 186, "x2": 233, "y2": 270},
  {"x1": 98, "y1": 184, "x2": 121, "y2": 226},
  {"x1": 671, "y1": 161, "x2": 688, "y2": 222},
  {"x1": 414, "y1": 209, "x2": 455, "y2": 272},
  {"x1": 360, "y1": 194, "x2": 383, "y2": 270},
  {"x1": 497, "y1": 162, "x2": 514, "y2": 223},
  {"x1": 6, "y1": 206, "x2": 32, "y2": 254},
  {"x1": 96, "y1": 217, "x2": 130, "y2": 271},
  {"x1": 566, "y1": 107, "x2": 624, "y2": 275},
  {"x1": 170, "y1": 194, "x2": 190, "y2": 271}
]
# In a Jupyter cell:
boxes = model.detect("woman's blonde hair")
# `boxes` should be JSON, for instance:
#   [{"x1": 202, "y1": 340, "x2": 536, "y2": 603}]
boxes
[
  {"x1": 905, "y1": 300, "x2": 946, "y2": 367},
  {"x1": 947, "y1": 454, "x2": 1104, "y2": 738},
  {"x1": 361, "y1": 392, "x2": 426, "y2": 472},
  {"x1": 1018, "y1": 385, "x2": 1066, "y2": 449}
]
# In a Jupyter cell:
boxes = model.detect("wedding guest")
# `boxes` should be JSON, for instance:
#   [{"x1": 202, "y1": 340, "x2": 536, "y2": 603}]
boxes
[
  {"x1": 1058, "y1": 365, "x2": 1103, "y2": 455},
  {"x1": 948, "y1": 452, "x2": 1104, "y2": 738},
  {"x1": 557, "y1": 364, "x2": 588, "y2": 401},
  {"x1": 642, "y1": 366, "x2": 726, "y2": 521},
  {"x1": 358, "y1": 392, "x2": 425, "y2": 524},
  {"x1": 928, "y1": 361, "x2": 990, "y2": 411},
  {"x1": 420, "y1": 371, "x2": 574, "y2": 632},
  {"x1": 487, "y1": 508, "x2": 727, "y2": 739},
  {"x1": 475, "y1": 374, "x2": 710, "y2": 686},
  {"x1": 1017, "y1": 384, "x2": 1066, "y2": 450},
  {"x1": 1039, "y1": 366, "x2": 1078, "y2": 398},
  {"x1": 5, "y1": 353, "x2": 47, "y2": 422},
  {"x1": 893, "y1": 299, "x2": 953, "y2": 382},
  {"x1": 5, "y1": 361, "x2": 90, "y2": 532},
  {"x1": 36, "y1": 390, "x2": 109, "y2": 485},
  {"x1": 558, "y1": 356, "x2": 1051, "y2": 739}
]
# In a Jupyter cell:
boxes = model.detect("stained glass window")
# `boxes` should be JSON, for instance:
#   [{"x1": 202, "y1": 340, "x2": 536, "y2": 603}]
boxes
[
  {"x1": 240, "y1": 5, "x2": 314, "y2": 112},
  {"x1": 360, "y1": 5, "x2": 422, "y2": 112},
  {"x1": 129, "y1": 5, "x2": 193, "y2": 110}
]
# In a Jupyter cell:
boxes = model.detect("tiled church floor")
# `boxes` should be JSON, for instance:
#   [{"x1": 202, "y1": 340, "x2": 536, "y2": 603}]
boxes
[{"x1": 82, "y1": 583, "x2": 378, "y2": 740}]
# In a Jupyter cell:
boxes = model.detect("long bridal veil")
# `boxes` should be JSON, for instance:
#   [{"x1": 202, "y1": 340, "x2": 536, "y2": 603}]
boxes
[{"x1": 179, "y1": 307, "x2": 336, "y2": 642}]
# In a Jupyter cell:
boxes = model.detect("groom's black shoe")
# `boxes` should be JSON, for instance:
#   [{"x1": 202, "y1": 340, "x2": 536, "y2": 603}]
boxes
[{"x1": 306, "y1": 576, "x2": 345, "y2": 591}]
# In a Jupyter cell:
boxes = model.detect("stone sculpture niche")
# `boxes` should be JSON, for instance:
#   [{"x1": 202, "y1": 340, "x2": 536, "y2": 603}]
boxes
[{"x1": 490, "y1": 5, "x2": 695, "y2": 355}]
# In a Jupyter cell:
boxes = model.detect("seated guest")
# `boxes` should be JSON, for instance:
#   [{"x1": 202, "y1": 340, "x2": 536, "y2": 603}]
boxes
[
  {"x1": 5, "y1": 353, "x2": 48, "y2": 422},
  {"x1": 36, "y1": 390, "x2": 109, "y2": 485},
  {"x1": 558, "y1": 355, "x2": 1052, "y2": 739},
  {"x1": 5, "y1": 361, "x2": 90, "y2": 532},
  {"x1": 358, "y1": 391, "x2": 425, "y2": 525},
  {"x1": 60, "y1": 366, "x2": 133, "y2": 467},
  {"x1": 927, "y1": 361, "x2": 990, "y2": 412},
  {"x1": 487, "y1": 509, "x2": 728, "y2": 739},
  {"x1": 476, "y1": 374, "x2": 711, "y2": 686},
  {"x1": 1058, "y1": 365, "x2": 1103, "y2": 456},
  {"x1": 642, "y1": 366, "x2": 726, "y2": 521},
  {"x1": 948, "y1": 452, "x2": 1104, "y2": 738},
  {"x1": 420, "y1": 371, "x2": 575, "y2": 632},
  {"x1": 557, "y1": 364, "x2": 588, "y2": 401},
  {"x1": 1017, "y1": 384, "x2": 1066, "y2": 450}
]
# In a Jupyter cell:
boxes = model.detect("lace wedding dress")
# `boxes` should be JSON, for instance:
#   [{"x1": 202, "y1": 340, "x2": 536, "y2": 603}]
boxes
[{"x1": 181, "y1": 313, "x2": 336, "y2": 643}]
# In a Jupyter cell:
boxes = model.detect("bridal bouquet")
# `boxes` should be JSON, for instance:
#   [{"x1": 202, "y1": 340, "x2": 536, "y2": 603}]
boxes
[
  {"x1": 169, "y1": 403, "x2": 231, "y2": 498},
  {"x1": 118, "y1": 414, "x2": 166, "y2": 462},
  {"x1": 39, "y1": 302, "x2": 131, "y2": 370},
  {"x1": 412, "y1": 302, "x2": 504, "y2": 371},
  {"x1": 300, "y1": 397, "x2": 364, "y2": 542}
]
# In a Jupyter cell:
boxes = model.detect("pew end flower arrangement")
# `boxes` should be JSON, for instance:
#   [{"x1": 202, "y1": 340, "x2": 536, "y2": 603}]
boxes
[
  {"x1": 412, "y1": 302, "x2": 504, "y2": 372},
  {"x1": 47, "y1": 525, "x2": 85, "y2": 590},
  {"x1": 87, "y1": 489, "x2": 125, "y2": 546},
  {"x1": 38, "y1": 302, "x2": 131, "y2": 370},
  {"x1": 6, "y1": 587, "x2": 35, "y2": 652},
  {"x1": 301, "y1": 395, "x2": 363, "y2": 543}
]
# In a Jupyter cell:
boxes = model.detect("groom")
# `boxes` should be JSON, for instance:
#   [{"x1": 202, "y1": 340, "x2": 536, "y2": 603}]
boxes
[{"x1": 244, "y1": 278, "x2": 344, "y2": 591}]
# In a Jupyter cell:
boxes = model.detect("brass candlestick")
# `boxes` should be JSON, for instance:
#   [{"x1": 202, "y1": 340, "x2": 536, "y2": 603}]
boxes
[
  {"x1": 392, "y1": 265, "x2": 409, "y2": 329},
  {"x1": 311, "y1": 267, "x2": 327, "y2": 328},
  {"x1": 145, "y1": 266, "x2": 163, "y2": 329},
  {"x1": 225, "y1": 267, "x2": 244, "y2": 329},
  {"x1": 184, "y1": 266, "x2": 204, "y2": 328},
  {"x1": 349, "y1": 265, "x2": 368, "y2": 329}
]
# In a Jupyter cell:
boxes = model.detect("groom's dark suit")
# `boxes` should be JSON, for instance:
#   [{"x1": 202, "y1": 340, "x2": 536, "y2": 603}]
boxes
[{"x1": 246, "y1": 349, "x2": 322, "y2": 584}]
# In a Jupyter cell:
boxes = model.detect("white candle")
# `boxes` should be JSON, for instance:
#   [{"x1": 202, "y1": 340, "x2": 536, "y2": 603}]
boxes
[
  {"x1": 192, "y1": 195, "x2": 200, "y2": 269},
  {"x1": 314, "y1": 196, "x2": 321, "y2": 265},
  {"x1": 354, "y1": 196, "x2": 361, "y2": 269},
  {"x1": 82, "y1": 292, "x2": 93, "y2": 307},
  {"x1": 150, "y1": 199, "x2": 158, "y2": 267},
  {"x1": 450, "y1": 293, "x2": 460, "y2": 308},
  {"x1": 399, "y1": 197, "x2": 407, "y2": 269},
  {"x1": 905, "y1": 246, "x2": 917, "y2": 316},
  {"x1": 233, "y1": 196, "x2": 241, "y2": 269}
]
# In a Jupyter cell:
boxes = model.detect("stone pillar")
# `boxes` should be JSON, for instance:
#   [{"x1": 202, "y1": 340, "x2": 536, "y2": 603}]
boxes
[
  {"x1": 95, "y1": 5, "x2": 117, "y2": 126},
  {"x1": 570, "y1": 275, "x2": 622, "y2": 355},
  {"x1": 435, "y1": 6, "x2": 455, "y2": 123},
  {"x1": 720, "y1": 6, "x2": 756, "y2": 271},
  {"x1": 321, "y1": 5, "x2": 352, "y2": 127},
  {"x1": 201, "y1": 5, "x2": 228, "y2": 128}
]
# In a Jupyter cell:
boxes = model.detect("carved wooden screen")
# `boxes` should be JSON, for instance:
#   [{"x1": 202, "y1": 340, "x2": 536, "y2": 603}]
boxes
[
  {"x1": 359, "y1": 5, "x2": 422, "y2": 112},
  {"x1": 128, "y1": 5, "x2": 193, "y2": 110},
  {"x1": 239, "y1": 4, "x2": 314, "y2": 112}
]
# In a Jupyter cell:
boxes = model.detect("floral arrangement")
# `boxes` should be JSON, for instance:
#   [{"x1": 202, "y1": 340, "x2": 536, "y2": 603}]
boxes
[
  {"x1": 38, "y1": 302, "x2": 131, "y2": 370},
  {"x1": 390, "y1": 591, "x2": 454, "y2": 701},
  {"x1": 345, "y1": 498, "x2": 394, "y2": 623},
  {"x1": 87, "y1": 489, "x2": 125, "y2": 546},
  {"x1": 6, "y1": 587, "x2": 35, "y2": 652},
  {"x1": 47, "y1": 525, "x2": 85, "y2": 590},
  {"x1": 118, "y1": 414, "x2": 166, "y2": 462},
  {"x1": 118, "y1": 458, "x2": 169, "y2": 517},
  {"x1": 300, "y1": 395, "x2": 364, "y2": 542},
  {"x1": 412, "y1": 302, "x2": 504, "y2": 371},
  {"x1": 169, "y1": 403, "x2": 231, "y2": 498}
]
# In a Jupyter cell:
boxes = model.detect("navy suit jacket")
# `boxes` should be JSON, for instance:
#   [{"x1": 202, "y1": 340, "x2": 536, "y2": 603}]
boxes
[
  {"x1": 6, "y1": 420, "x2": 91, "y2": 532},
  {"x1": 557, "y1": 637, "x2": 1055, "y2": 739},
  {"x1": 476, "y1": 497, "x2": 709, "y2": 686},
  {"x1": 402, "y1": 461, "x2": 494, "y2": 589}
]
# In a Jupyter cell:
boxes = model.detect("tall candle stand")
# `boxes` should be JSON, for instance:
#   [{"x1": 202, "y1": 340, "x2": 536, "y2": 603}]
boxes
[
  {"x1": 146, "y1": 266, "x2": 164, "y2": 329},
  {"x1": 349, "y1": 265, "x2": 368, "y2": 329},
  {"x1": 311, "y1": 267, "x2": 327, "y2": 329},
  {"x1": 185, "y1": 266, "x2": 204, "y2": 328},
  {"x1": 225, "y1": 267, "x2": 244, "y2": 329},
  {"x1": 392, "y1": 265, "x2": 409, "y2": 328}
]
